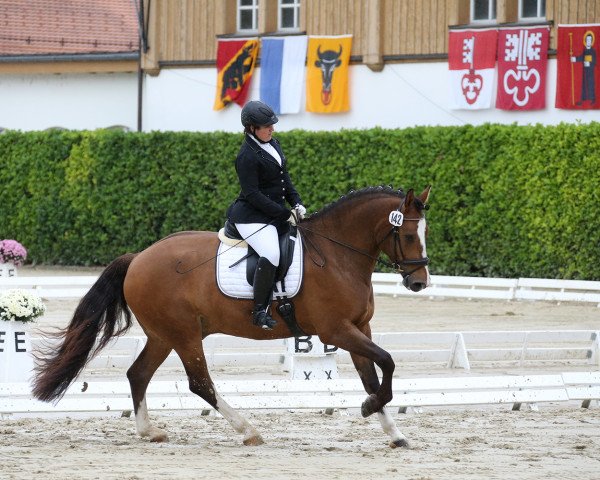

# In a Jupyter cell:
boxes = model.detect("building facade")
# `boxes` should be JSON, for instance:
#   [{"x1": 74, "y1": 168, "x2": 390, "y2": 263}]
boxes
[{"x1": 1, "y1": 0, "x2": 599, "y2": 132}]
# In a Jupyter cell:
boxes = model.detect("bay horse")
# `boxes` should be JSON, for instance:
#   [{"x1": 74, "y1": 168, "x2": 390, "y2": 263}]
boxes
[{"x1": 32, "y1": 185, "x2": 431, "y2": 448}]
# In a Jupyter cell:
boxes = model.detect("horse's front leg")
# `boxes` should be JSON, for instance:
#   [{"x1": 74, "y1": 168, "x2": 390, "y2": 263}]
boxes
[
  {"x1": 349, "y1": 325, "x2": 409, "y2": 449},
  {"x1": 320, "y1": 325, "x2": 395, "y2": 417},
  {"x1": 350, "y1": 351, "x2": 409, "y2": 448}
]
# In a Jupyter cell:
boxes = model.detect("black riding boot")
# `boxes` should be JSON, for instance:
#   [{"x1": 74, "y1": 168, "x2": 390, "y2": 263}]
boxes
[{"x1": 252, "y1": 257, "x2": 277, "y2": 330}]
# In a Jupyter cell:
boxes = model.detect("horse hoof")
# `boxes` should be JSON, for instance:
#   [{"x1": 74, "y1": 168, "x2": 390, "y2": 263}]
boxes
[
  {"x1": 390, "y1": 438, "x2": 410, "y2": 449},
  {"x1": 141, "y1": 426, "x2": 169, "y2": 443},
  {"x1": 243, "y1": 434, "x2": 265, "y2": 446},
  {"x1": 150, "y1": 432, "x2": 169, "y2": 443},
  {"x1": 361, "y1": 394, "x2": 379, "y2": 418}
]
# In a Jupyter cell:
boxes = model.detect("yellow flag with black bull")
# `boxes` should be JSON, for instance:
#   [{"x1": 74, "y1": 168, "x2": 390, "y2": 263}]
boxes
[{"x1": 306, "y1": 35, "x2": 352, "y2": 113}]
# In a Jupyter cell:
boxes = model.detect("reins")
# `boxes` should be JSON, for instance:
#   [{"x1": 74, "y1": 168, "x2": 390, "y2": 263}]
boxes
[
  {"x1": 175, "y1": 190, "x2": 430, "y2": 278},
  {"x1": 298, "y1": 218, "x2": 428, "y2": 274},
  {"x1": 297, "y1": 224, "x2": 384, "y2": 268},
  {"x1": 175, "y1": 221, "x2": 275, "y2": 274}
]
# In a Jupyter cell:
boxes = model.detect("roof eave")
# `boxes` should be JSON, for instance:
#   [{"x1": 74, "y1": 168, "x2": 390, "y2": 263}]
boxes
[{"x1": 0, "y1": 52, "x2": 139, "y2": 63}]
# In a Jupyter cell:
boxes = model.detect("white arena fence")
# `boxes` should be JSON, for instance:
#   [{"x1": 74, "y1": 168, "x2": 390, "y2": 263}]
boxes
[
  {"x1": 27, "y1": 330, "x2": 600, "y2": 372},
  {"x1": 2, "y1": 372, "x2": 599, "y2": 417},
  {"x1": 1, "y1": 273, "x2": 599, "y2": 416},
  {"x1": 372, "y1": 273, "x2": 600, "y2": 305},
  {"x1": 1, "y1": 330, "x2": 598, "y2": 417},
  {"x1": 1, "y1": 273, "x2": 600, "y2": 305}
]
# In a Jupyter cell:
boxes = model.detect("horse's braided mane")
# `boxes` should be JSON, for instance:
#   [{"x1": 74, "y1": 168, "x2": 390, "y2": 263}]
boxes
[{"x1": 307, "y1": 185, "x2": 405, "y2": 221}]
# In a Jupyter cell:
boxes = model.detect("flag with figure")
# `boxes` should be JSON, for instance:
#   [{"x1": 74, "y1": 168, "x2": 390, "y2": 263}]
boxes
[
  {"x1": 448, "y1": 28, "x2": 498, "y2": 109},
  {"x1": 556, "y1": 24, "x2": 600, "y2": 109},
  {"x1": 496, "y1": 27, "x2": 549, "y2": 110},
  {"x1": 306, "y1": 35, "x2": 352, "y2": 113},
  {"x1": 214, "y1": 38, "x2": 259, "y2": 111},
  {"x1": 260, "y1": 36, "x2": 307, "y2": 115}
]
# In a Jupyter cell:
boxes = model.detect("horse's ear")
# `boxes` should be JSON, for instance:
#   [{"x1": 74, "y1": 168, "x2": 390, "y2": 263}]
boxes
[
  {"x1": 418, "y1": 185, "x2": 431, "y2": 204},
  {"x1": 403, "y1": 189, "x2": 415, "y2": 211}
]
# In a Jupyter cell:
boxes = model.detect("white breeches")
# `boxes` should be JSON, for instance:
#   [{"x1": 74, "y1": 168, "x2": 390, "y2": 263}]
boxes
[{"x1": 235, "y1": 223, "x2": 280, "y2": 266}]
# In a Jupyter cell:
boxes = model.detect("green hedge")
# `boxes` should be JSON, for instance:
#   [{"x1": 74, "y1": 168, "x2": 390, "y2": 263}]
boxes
[{"x1": 1, "y1": 124, "x2": 599, "y2": 280}]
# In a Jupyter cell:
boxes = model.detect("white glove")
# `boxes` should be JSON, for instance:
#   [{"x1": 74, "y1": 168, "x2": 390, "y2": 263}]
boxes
[{"x1": 294, "y1": 204, "x2": 307, "y2": 219}]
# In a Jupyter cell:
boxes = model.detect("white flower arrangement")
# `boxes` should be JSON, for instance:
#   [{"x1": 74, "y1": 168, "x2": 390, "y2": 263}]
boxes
[{"x1": 0, "y1": 289, "x2": 46, "y2": 323}]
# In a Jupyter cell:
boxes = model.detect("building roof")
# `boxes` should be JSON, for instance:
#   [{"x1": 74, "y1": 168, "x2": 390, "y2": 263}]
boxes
[{"x1": 0, "y1": 0, "x2": 139, "y2": 56}]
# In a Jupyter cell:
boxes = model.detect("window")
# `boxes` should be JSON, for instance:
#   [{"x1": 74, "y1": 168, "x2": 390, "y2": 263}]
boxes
[
  {"x1": 279, "y1": 0, "x2": 300, "y2": 31},
  {"x1": 519, "y1": 0, "x2": 545, "y2": 20},
  {"x1": 471, "y1": 0, "x2": 496, "y2": 22},
  {"x1": 238, "y1": 0, "x2": 258, "y2": 33}
]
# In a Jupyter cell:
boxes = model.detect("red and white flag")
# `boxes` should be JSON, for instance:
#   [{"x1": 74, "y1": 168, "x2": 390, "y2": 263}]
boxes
[
  {"x1": 496, "y1": 27, "x2": 549, "y2": 110},
  {"x1": 555, "y1": 24, "x2": 600, "y2": 109},
  {"x1": 448, "y1": 28, "x2": 498, "y2": 109}
]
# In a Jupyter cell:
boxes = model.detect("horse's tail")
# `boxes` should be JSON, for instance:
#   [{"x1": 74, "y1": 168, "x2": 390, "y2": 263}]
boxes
[{"x1": 32, "y1": 253, "x2": 137, "y2": 402}]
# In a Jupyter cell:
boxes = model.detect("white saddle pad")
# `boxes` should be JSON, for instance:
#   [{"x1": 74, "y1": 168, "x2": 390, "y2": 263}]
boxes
[{"x1": 216, "y1": 231, "x2": 303, "y2": 299}]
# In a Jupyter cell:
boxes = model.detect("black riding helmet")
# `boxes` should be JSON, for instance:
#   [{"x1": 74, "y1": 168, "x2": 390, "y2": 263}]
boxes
[{"x1": 241, "y1": 101, "x2": 279, "y2": 128}]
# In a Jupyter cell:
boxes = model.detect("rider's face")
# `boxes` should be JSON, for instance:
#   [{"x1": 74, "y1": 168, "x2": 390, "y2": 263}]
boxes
[{"x1": 254, "y1": 124, "x2": 274, "y2": 142}]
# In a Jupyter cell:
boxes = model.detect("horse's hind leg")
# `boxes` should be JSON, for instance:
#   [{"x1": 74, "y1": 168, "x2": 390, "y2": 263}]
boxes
[
  {"x1": 175, "y1": 341, "x2": 264, "y2": 446},
  {"x1": 127, "y1": 336, "x2": 172, "y2": 442}
]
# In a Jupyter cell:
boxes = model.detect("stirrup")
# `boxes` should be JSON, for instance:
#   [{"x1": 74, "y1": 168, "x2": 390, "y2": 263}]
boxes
[{"x1": 252, "y1": 310, "x2": 277, "y2": 330}]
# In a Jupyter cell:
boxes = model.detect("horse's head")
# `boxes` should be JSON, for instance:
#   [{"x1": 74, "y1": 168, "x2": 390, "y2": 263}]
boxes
[
  {"x1": 382, "y1": 186, "x2": 431, "y2": 292},
  {"x1": 299, "y1": 185, "x2": 431, "y2": 292}
]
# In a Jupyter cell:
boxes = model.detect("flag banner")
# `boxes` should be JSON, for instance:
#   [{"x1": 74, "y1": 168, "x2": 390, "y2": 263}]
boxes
[
  {"x1": 448, "y1": 28, "x2": 498, "y2": 109},
  {"x1": 306, "y1": 35, "x2": 352, "y2": 113},
  {"x1": 260, "y1": 36, "x2": 307, "y2": 115},
  {"x1": 556, "y1": 24, "x2": 600, "y2": 109},
  {"x1": 214, "y1": 38, "x2": 259, "y2": 111},
  {"x1": 496, "y1": 27, "x2": 549, "y2": 110}
]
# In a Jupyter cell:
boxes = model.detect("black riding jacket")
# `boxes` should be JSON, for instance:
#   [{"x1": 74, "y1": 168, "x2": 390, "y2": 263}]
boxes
[{"x1": 227, "y1": 134, "x2": 302, "y2": 232}]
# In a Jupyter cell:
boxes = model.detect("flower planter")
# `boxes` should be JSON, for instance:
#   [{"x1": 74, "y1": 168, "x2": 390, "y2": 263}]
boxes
[
  {"x1": 0, "y1": 289, "x2": 45, "y2": 382},
  {"x1": 0, "y1": 239, "x2": 27, "y2": 274},
  {"x1": 0, "y1": 320, "x2": 34, "y2": 382},
  {"x1": 0, "y1": 261, "x2": 17, "y2": 277}
]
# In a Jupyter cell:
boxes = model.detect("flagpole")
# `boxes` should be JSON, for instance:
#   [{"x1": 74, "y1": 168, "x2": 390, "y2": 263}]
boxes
[{"x1": 569, "y1": 32, "x2": 575, "y2": 106}]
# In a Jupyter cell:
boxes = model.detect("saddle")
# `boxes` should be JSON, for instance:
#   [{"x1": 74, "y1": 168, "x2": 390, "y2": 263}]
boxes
[
  {"x1": 222, "y1": 220, "x2": 297, "y2": 285},
  {"x1": 218, "y1": 221, "x2": 306, "y2": 337}
]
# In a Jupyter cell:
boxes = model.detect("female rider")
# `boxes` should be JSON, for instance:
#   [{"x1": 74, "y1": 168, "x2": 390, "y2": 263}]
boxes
[{"x1": 226, "y1": 101, "x2": 306, "y2": 330}]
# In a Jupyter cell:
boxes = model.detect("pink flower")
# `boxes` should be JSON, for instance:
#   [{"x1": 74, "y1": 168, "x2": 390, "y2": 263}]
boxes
[{"x1": 0, "y1": 239, "x2": 28, "y2": 266}]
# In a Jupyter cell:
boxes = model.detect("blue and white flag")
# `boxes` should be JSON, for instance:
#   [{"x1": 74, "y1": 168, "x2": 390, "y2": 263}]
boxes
[{"x1": 260, "y1": 35, "x2": 308, "y2": 114}]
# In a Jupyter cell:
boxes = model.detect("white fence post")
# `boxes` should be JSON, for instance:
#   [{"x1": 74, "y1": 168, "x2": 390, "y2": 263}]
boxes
[
  {"x1": 132, "y1": 337, "x2": 146, "y2": 364},
  {"x1": 447, "y1": 333, "x2": 470, "y2": 369},
  {"x1": 591, "y1": 332, "x2": 600, "y2": 367}
]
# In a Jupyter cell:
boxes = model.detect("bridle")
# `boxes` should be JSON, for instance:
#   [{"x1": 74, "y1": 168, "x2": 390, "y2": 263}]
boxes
[
  {"x1": 298, "y1": 196, "x2": 429, "y2": 278},
  {"x1": 376, "y1": 196, "x2": 429, "y2": 277}
]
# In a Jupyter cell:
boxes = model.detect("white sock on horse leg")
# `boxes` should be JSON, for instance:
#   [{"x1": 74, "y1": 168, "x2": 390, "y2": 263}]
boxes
[
  {"x1": 377, "y1": 407, "x2": 406, "y2": 443},
  {"x1": 215, "y1": 394, "x2": 263, "y2": 444}
]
